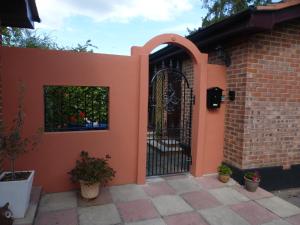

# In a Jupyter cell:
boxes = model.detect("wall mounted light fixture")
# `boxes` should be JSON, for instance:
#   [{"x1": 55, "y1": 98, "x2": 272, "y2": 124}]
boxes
[
  {"x1": 215, "y1": 45, "x2": 231, "y2": 67},
  {"x1": 228, "y1": 90, "x2": 235, "y2": 101}
]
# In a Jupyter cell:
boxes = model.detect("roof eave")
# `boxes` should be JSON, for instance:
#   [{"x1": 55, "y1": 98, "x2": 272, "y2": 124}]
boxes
[
  {"x1": 0, "y1": 0, "x2": 40, "y2": 29},
  {"x1": 150, "y1": 4, "x2": 300, "y2": 63}
]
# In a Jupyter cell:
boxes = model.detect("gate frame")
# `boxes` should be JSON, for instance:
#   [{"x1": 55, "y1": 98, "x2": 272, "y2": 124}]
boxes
[{"x1": 131, "y1": 34, "x2": 208, "y2": 184}]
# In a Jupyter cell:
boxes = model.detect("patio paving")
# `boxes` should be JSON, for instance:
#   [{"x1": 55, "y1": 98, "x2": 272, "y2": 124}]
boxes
[{"x1": 32, "y1": 174, "x2": 300, "y2": 225}]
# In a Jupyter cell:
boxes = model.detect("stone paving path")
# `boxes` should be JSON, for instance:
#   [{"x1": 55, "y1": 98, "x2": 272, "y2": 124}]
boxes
[
  {"x1": 273, "y1": 188, "x2": 300, "y2": 208},
  {"x1": 34, "y1": 174, "x2": 300, "y2": 225}
]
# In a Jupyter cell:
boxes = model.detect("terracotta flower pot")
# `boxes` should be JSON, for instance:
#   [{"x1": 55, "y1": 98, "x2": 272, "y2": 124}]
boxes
[
  {"x1": 218, "y1": 174, "x2": 230, "y2": 183},
  {"x1": 79, "y1": 181, "x2": 100, "y2": 199},
  {"x1": 244, "y1": 176, "x2": 260, "y2": 192}
]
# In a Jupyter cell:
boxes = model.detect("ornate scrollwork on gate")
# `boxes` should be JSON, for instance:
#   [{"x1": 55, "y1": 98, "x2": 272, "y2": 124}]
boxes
[
  {"x1": 150, "y1": 67, "x2": 190, "y2": 112},
  {"x1": 163, "y1": 83, "x2": 180, "y2": 112}
]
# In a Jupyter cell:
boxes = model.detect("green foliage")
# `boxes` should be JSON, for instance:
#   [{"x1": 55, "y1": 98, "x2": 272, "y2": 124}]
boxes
[
  {"x1": 0, "y1": 84, "x2": 42, "y2": 180},
  {"x1": 69, "y1": 151, "x2": 116, "y2": 186},
  {"x1": 44, "y1": 86, "x2": 109, "y2": 131},
  {"x1": 218, "y1": 164, "x2": 233, "y2": 175},
  {"x1": 201, "y1": 0, "x2": 273, "y2": 27},
  {"x1": 186, "y1": 27, "x2": 199, "y2": 35},
  {"x1": 245, "y1": 171, "x2": 261, "y2": 182},
  {"x1": 1, "y1": 27, "x2": 97, "y2": 52}
]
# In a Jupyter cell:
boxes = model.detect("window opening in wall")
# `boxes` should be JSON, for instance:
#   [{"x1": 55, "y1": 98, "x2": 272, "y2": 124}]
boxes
[{"x1": 44, "y1": 86, "x2": 109, "y2": 132}]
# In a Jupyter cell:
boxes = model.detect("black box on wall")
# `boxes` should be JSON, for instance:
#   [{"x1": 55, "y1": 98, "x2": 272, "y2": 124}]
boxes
[{"x1": 207, "y1": 87, "x2": 223, "y2": 109}]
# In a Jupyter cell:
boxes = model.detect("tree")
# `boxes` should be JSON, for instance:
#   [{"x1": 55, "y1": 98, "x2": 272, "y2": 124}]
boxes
[
  {"x1": 1, "y1": 27, "x2": 97, "y2": 52},
  {"x1": 186, "y1": 27, "x2": 199, "y2": 35},
  {"x1": 202, "y1": 0, "x2": 273, "y2": 27},
  {"x1": 0, "y1": 84, "x2": 42, "y2": 180}
]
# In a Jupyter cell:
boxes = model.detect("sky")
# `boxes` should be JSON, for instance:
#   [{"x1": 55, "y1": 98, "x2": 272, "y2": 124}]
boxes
[{"x1": 34, "y1": 0, "x2": 207, "y2": 55}]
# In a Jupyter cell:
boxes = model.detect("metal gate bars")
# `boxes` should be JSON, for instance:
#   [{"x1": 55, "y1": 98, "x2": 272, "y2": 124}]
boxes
[{"x1": 147, "y1": 62, "x2": 193, "y2": 176}]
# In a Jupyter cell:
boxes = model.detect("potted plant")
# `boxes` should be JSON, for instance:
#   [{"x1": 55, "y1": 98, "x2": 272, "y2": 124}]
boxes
[
  {"x1": 244, "y1": 171, "x2": 261, "y2": 192},
  {"x1": 218, "y1": 164, "x2": 232, "y2": 183},
  {"x1": 0, "y1": 86, "x2": 42, "y2": 218},
  {"x1": 69, "y1": 151, "x2": 116, "y2": 199}
]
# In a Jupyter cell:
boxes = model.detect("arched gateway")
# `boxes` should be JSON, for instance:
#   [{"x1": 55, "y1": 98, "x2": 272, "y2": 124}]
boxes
[
  {"x1": 147, "y1": 63, "x2": 193, "y2": 176},
  {"x1": 131, "y1": 34, "x2": 208, "y2": 183}
]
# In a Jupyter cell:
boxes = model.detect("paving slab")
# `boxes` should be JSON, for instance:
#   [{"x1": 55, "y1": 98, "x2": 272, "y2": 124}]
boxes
[
  {"x1": 116, "y1": 199, "x2": 159, "y2": 223},
  {"x1": 152, "y1": 195, "x2": 193, "y2": 216},
  {"x1": 13, "y1": 186, "x2": 42, "y2": 225},
  {"x1": 13, "y1": 203, "x2": 37, "y2": 225},
  {"x1": 78, "y1": 187, "x2": 113, "y2": 207},
  {"x1": 196, "y1": 175, "x2": 227, "y2": 190},
  {"x1": 39, "y1": 191, "x2": 77, "y2": 212},
  {"x1": 33, "y1": 175, "x2": 300, "y2": 225},
  {"x1": 146, "y1": 177, "x2": 165, "y2": 183},
  {"x1": 199, "y1": 206, "x2": 251, "y2": 225},
  {"x1": 234, "y1": 185, "x2": 273, "y2": 200},
  {"x1": 226, "y1": 178, "x2": 238, "y2": 186},
  {"x1": 125, "y1": 218, "x2": 166, "y2": 225},
  {"x1": 110, "y1": 184, "x2": 148, "y2": 202},
  {"x1": 209, "y1": 187, "x2": 249, "y2": 205},
  {"x1": 35, "y1": 208, "x2": 78, "y2": 225},
  {"x1": 166, "y1": 177, "x2": 201, "y2": 194},
  {"x1": 230, "y1": 201, "x2": 279, "y2": 225},
  {"x1": 164, "y1": 212, "x2": 208, "y2": 225},
  {"x1": 273, "y1": 188, "x2": 300, "y2": 208},
  {"x1": 181, "y1": 190, "x2": 221, "y2": 210},
  {"x1": 143, "y1": 181, "x2": 175, "y2": 198},
  {"x1": 78, "y1": 203, "x2": 121, "y2": 225},
  {"x1": 163, "y1": 174, "x2": 190, "y2": 181},
  {"x1": 256, "y1": 196, "x2": 300, "y2": 218},
  {"x1": 261, "y1": 220, "x2": 292, "y2": 225},
  {"x1": 286, "y1": 214, "x2": 300, "y2": 225}
]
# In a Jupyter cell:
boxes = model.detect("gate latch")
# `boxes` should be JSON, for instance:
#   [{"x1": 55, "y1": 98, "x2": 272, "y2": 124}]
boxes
[{"x1": 186, "y1": 158, "x2": 192, "y2": 165}]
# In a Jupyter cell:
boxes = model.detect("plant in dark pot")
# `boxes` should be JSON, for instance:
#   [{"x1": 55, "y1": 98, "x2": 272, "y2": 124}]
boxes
[
  {"x1": 218, "y1": 164, "x2": 232, "y2": 183},
  {"x1": 69, "y1": 151, "x2": 116, "y2": 199},
  {"x1": 0, "y1": 85, "x2": 42, "y2": 218},
  {"x1": 244, "y1": 171, "x2": 261, "y2": 192}
]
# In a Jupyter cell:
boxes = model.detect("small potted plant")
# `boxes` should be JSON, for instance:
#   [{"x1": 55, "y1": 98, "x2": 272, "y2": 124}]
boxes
[
  {"x1": 69, "y1": 151, "x2": 116, "y2": 199},
  {"x1": 244, "y1": 171, "x2": 261, "y2": 192},
  {"x1": 218, "y1": 164, "x2": 232, "y2": 183},
  {"x1": 0, "y1": 86, "x2": 42, "y2": 218}
]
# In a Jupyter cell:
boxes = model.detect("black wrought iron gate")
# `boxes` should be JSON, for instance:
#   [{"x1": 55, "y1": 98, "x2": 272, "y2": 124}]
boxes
[{"x1": 147, "y1": 63, "x2": 193, "y2": 176}]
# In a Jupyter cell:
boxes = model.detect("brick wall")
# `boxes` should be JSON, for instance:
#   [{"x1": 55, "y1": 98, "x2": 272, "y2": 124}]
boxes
[
  {"x1": 243, "y1": 18, "x2": 300, "y2": 169},
  {"x1": 181, "y1": 59, "x2": 194, "y2": 145},
  {"x1": 181, "y1": 18, "x2": 300, "y2": 170},
  {"x1": 207, "y1": 18, "x2": 300, "y2": 169},
  {"x1": 209, "y1": 40, "x2": 249, "y2": 168}
]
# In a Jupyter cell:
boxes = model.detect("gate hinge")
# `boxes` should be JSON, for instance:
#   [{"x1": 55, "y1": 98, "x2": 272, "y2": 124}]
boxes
[{"x1": 192, "y1": 95, "x2": 195, "y2": 105}]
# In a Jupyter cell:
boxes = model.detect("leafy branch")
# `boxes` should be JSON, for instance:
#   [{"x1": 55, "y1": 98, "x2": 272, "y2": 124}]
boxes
[{"x1": 0, "y1": 83, "x2": 42, "y2": 180}]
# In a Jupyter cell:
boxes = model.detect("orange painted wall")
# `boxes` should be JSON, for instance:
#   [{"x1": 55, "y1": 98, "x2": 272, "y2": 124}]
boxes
[
  {"x1": 1, "y1": 47, "x2": 140, "y2": 192},
  {"x1": 1, "y1": 46, "x2": 226, "y2": 193},
  {"x1": 204, "y1": 64, "x2": 227, "y2": 174}
]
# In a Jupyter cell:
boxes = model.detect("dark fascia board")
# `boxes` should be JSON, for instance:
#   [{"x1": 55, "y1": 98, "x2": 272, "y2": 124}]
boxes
[
  {"x1": 189, "y1": 7, "x2": 254, "y2": 42},
  {"x1": 150, "y1": 8, "x2": 254, "y2": 64},
  {"x1": 150, "y1": 4, "x2": 300, "y2": 63},
  {"x1": 27, "y1": 0, "x2": 41, "y2": 23},
  {"x1": 0, "y1": 0, "x2": 40, "y2": 29}
]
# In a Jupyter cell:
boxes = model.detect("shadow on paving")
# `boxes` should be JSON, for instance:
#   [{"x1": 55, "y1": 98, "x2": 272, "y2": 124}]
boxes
[{"x1": 273, "y1": 188, "x2": 300, "y2": 208}]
